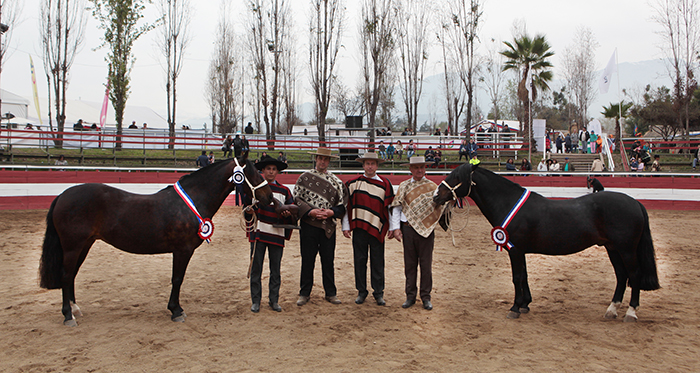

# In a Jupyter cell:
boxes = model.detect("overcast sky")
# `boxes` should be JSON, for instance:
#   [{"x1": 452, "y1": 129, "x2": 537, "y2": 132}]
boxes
[{"x1": 2, "y1": 0, "x2": 664, "y2": 127}]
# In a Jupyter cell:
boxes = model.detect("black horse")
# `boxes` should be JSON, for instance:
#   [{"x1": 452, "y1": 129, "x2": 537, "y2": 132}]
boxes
[
  {"x1": 434, "y1": 162, "x2": 660, "y2": 322},
  {"x1": 39, "y1": 154, "x2": 273, "y2": 326}
]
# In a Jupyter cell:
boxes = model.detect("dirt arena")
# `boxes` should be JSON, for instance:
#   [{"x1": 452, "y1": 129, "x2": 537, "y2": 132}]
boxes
[{"x1": 1, "y1": 206, "x2": 699, "y2": 372}]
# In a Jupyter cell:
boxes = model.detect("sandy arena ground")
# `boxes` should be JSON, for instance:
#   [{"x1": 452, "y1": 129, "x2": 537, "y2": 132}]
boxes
[{"x1": 1, "y1": 206, "x2": 699, "y2": 372}]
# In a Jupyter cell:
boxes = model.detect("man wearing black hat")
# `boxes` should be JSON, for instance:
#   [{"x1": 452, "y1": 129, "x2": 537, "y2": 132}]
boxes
[{"x1": 245, "y1": 155, "x2": 296, "y2": 313}]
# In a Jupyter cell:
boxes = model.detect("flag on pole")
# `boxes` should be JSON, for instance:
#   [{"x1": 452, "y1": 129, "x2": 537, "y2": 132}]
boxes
[
  {"x1": 99, "y1": 82, "x2": 110, "y2": 129},
  {"x1": 599, "y1": 49, "x2": 617, "y2": 94},
  {"x1": 29, "y1": 55, "x2": 42, "y2": 124}
]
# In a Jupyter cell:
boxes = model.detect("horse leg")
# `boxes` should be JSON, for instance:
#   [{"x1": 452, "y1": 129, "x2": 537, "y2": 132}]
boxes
[
  {"x1": 624, "y1": 265, "x2": 642, "y2": 323},
  {"x1": 61, "y1": 242, "x2": 94, "y2": 326},
  {"x1": 604, "y1": 247, "x2": 628, "y2": 319},
  {"x1": 168, "y1": 250, "x2": 194, "y2": 322},
  {"x1": 507, "y1": 251, "x2": 527, "y2": 319},
  {"x1": 519, "y1": 259, "x2": 532, "y2": 314},
  {"x1": 68, "y1": 247, "x2": 93, "y2": 318}
]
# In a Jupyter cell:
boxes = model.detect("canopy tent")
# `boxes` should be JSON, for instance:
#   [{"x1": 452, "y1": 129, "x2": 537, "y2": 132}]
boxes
[
  {"x1": 0, "y1": 89, "x2": 30, "y2": 119},
  {"x1": 25, "y1": 96, "x2": 168, "y2": 129}
]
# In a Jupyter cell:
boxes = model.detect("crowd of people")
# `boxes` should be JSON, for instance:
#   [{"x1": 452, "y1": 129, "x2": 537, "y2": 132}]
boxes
[{"x1": 237, "y1": 147, "x2": 446, "y2": 313}]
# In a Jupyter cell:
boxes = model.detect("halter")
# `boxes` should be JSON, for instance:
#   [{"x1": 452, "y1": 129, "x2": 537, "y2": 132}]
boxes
[
  {"x1": 229, "y1": 158, "x2": 268, "y2": 205},
  {"x1": 439, "y1": 169, "x2": 475, "y2": 202}
]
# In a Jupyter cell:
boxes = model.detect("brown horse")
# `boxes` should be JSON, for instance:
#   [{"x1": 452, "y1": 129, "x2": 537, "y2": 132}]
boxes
[{"x1": 39, "y1": 154, "x2": 273, "y2": 326}]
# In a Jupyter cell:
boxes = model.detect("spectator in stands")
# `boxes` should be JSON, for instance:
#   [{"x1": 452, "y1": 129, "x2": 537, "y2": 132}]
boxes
[
  {"x1": 651, "y1": 154, "x2": 661, "y2": 172},
  {"x1": 129, "y1": 121, "x2": 138, "y2": 129},
  {"x1": 242, "y1": 135, "x2": 250, "y2": 153},
  {"x1": 537, "y1": 158, "x2": 548, "y2": 175},
  {"x1": 589, "y1": 131, "x2": 598, "y2": 153},
  {"x1": 25, "y1": 123, "x2": 34, "y2": 130},
  {"x1": 233, "y1": 134, "x2": 244, "y2": 157},
  {"x1": 222, "y1": 135, "x2": 233, "y2": 158},
  {"x1": 571, "y1": 131, "x2": 579, "y2": 153},
  {"x1": 564, "y1": 133, "x2": 572, "y2": 153},
  {"x1": 73, "y1": 119, "x2": 84, "y2": 131},
  {"x1": 90, "y1": 123, "x2": 98, "y2": 131},
  {"x1": 142, "y1": 123, "x2": 148, "y2": 129},
  {"x1": 196, "y1": 151, "x2": 210, "y2": 168},
  {"x1": 395, "y1": 140, "x2": 404, "y2": 160},
  {"x1": 563, "y1": 157, "x2": 575, "y2": 172},
  {"x1": 406, "y1": 140, "x2": 416, "y2": 159},
  {"x1": 55, "y1": 155, "x2": 68, "y2": 171},
  {"x1": 424, "y1": 146, "x2": 435, "y2": 164},
  {"x1": 591, "y1": 158, "x2": 605, "y2": 172},
  {"x1": 520, "y1": 158, "x2": 532, "y2": 172},
  {"x1": 468, "y1": 138, "x2": 478, "y2": 160},
  {"x1": 549, "y1": 158, "x2": 560, "y2": 172},
  {"x1": 387, "y1": 141, "x2": 395, "y2": 161},
  {"x1": 555, "y1": 134, "x2": 563, "y2": 153},
  {"x1": 505, "y1": 158, "x2": 517, "y2": 173},
  {"x1": 278, "y1": 151, "x2": 287, "y2": 164},
  {"x1": 458, "y1": 139, "x2": 469, "y2": 161},
  {"x1": 433, "y1": 128, "x2": 441, "y2": 136},
  {"x1": 208, "y1": 151, "x2": 215, "y2": 164},
  {"x1": 433, "y1": 146, "x2": 442, "y2": 167},
  {"x1": 693, "y1": 144, "x2": 700, "y2": 170},
  {"x1": 378, "y1": 140, "x2": 387, "y2": 159},
  {"x1": 245, "y1": 122, "x2": 254, "y2": 134},
  {"x1": 629, "y1": 157, "x2": 638, "y2": 172}
]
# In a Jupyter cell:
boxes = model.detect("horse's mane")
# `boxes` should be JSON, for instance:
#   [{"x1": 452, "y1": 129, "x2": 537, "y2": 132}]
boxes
[{"x1": 455, "y1": 163, "x2": 524, "y2": 194}]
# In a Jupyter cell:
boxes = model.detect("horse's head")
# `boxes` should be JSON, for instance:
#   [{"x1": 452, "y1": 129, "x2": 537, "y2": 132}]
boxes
[
  {"x1": 433, "y1": 162, "x2": 476, "y2": 206},
  {"x1": 233, "y1": 152, "x2": 273, "y2": 207}
]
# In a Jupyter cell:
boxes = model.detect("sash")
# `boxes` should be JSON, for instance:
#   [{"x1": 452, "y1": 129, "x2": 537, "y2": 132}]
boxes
[
  {"x1": 491, "y1": 189, "x2": 530, "y2": 251},
  {"x1": 174, "y1": 181, "x2": 214, "y2": 242}
]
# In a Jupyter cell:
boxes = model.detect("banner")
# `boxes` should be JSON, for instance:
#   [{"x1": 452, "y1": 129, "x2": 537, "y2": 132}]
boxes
[
  {"x1": 599, "y1": 49, "x2": 617, "y2": 94},
  {"x1": 29, "y1": 55, "x2": 42, "y2": 124},
  {"x1": 99, "y1": 82, "x2": 109, "y2": 128}
]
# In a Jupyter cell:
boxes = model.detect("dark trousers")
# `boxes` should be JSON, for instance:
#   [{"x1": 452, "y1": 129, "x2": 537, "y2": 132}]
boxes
[
  {"x1": 401, "y1": 223, "x2": 434, "y2": 302},
  {"x1": 250, "y1": 241, "x2": 284, "y2": 304},
  {"x1": 299, "y1": 221, "x2": 337, "y2": 297},
  {"x1": 352, "y1": 229, "x2": 385, "y2": 299}
]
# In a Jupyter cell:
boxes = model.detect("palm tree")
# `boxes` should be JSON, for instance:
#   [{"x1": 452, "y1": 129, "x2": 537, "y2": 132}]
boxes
[
  {"x1": 601, "y1": 101, "x2": 632, "y2": 151},
  {"x1": 500, "y1": 33, "x2": 554, "y2": 149}
]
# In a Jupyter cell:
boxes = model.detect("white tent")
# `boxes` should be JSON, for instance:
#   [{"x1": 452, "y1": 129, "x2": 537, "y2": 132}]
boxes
[
  {"x1": 26, "y1": 96, "x2": 168, "y2": 129},
  {"x1": 0, "y1": 89, "x2": 30, "y2": 119}
]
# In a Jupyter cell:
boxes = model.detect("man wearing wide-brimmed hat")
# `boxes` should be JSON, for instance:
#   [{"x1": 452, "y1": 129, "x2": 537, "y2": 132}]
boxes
[
  {"x1": 388, "y1": 156, "x2": 447, "y2": 311},
  {"x1": 245, "y1": 155, "x2": 295, "y2": 313},
  {"x1": 341, "y1": 152, "x2": 395, "y2": 306},
  {"x1": 294, "y1": 147, "x2": 349, "y2": 306}
]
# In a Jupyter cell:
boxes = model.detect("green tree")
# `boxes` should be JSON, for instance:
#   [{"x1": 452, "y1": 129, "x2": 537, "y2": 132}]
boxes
[
  {"x1": 500, "y1": 33, "x2": 554, "y2": 148},
  {"x1": 89, "y1": 0, "x2": 158, "y2": 149},
  {"x1": 629, "y1": 86, "x2": 680, "y2": 141},
  {"x1": 601, "y1": 101, "x2": 632, "y2": 151}
]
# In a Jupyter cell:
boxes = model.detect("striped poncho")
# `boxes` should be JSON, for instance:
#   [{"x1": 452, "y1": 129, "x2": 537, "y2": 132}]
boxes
[{"x1": 345, "y1": 175, "x2": 395, "y2": 243}]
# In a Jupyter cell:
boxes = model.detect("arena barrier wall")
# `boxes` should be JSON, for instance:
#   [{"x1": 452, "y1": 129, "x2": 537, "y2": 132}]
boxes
[{"x1": 1, "y1": 170, "x2": 699, "y2": 210}]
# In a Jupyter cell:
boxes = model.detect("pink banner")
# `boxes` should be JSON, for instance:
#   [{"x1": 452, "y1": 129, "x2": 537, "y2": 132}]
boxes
[{"x1": 99, "y1": 82, "x2": 109, "y2": 128}]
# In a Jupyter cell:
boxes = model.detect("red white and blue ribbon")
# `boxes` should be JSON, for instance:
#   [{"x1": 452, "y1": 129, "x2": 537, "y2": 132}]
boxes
[
  {"x1": 492, "y1": 189, "x2": 530, "y2": 251},
  {"x1": 175, "y1": 181, "x2": 214, "y2": 242}
]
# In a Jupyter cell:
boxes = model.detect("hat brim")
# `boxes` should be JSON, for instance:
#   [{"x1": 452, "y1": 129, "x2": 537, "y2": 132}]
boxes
[
  {"x1": 401, "y1": 161, "x2": 433, "y2": 167},
  {"x1": 355, "y1": 157, "x2": 385, "y2": 164},
  {"x1": 308, "y1": 151, "x2": 339, "y2": 158},
  {"x1": 255, "y1": 159, "x2": 288, "y2": 171}
]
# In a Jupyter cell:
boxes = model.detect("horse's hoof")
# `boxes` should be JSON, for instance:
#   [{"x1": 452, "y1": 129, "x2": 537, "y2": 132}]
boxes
[
  {"x1": 63, "y1": 319, "x2": 77, "y2": 327},
  {"x1": 604, "y1": 311, "x2": 618, "y2": 319},
  {"x1": 506, "y1": 311, "x2": 521, "y2": 319},
  {"x1": 623, "y1": 315, "x2": 638, "y2": 323},
  {"x1": 519, "y1": 307, "x2": 530, "y2": 314},
  {"x1": 172, "y1": 315, "x2": 186, "y2": 323}
]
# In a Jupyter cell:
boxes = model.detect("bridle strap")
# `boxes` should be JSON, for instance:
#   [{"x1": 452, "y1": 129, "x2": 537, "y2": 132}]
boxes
[
  {"x1": 440, "y1": 170, "x2": 476, "y2": 201},
  {"x1": 233, "y1": 158, "x2": 268, "y2": 205}
]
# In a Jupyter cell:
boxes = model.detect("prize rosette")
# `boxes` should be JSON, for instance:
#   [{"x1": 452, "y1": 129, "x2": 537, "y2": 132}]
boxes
[
  {"x1": 231, "y1": 167, "x2": 245, "y2": 185},
  {"x1": 198, "y1": 218, "x2": 214, "y2": 240},
  {"x1": 490, "y1": 226, "x2": 509, "y2": 249}
]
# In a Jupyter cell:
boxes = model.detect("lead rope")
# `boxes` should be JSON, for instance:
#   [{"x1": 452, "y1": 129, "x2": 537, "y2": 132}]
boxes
[{"x1": 443, "y1": 172, "x2": 475, "y2": 247}]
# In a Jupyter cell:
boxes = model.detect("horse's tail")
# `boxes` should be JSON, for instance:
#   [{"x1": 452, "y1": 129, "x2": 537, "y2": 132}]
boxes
[
  {"x1": 637, "y1": 203, "x2": 660, "y2": 291},
  {"x1": 39, "y1": 197, "x2": 63, "y2": 289}
]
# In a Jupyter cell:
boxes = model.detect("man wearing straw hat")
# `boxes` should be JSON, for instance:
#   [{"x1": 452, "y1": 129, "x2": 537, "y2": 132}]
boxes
[
  {"x1": 245, "y1": 155, "x2": 296, "y2": 313},
  {"x1": 294, "y1": 147, "x2": 349, "y2": 306},
  {"x1": 341, "y1": 152, "x2": 395, "y2": 306},
  {"x1": 389, "y1": 156, "x2": 447, "y2": 311}
]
